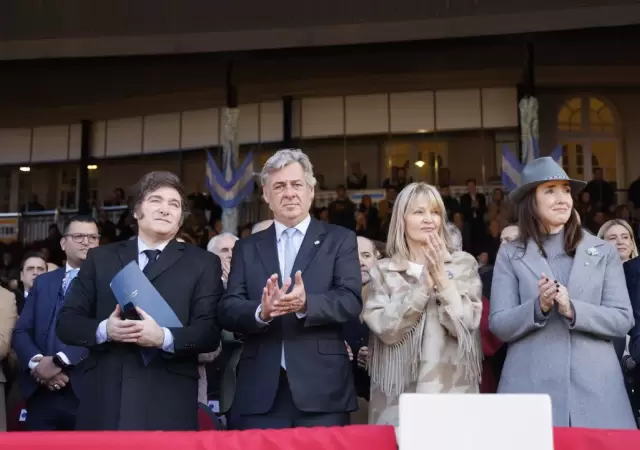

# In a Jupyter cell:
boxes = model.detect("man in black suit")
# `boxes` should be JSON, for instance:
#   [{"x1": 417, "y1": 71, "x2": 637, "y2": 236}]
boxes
[
  {"x1": 218, "y1": 149, "x2": 362, "y2": 430},
  {"x1": 57, "y1": 171, "x2": 223, "y2": 430},
  {"x1": 459, "y1": 178, "x2": 488, "y2": 255}
]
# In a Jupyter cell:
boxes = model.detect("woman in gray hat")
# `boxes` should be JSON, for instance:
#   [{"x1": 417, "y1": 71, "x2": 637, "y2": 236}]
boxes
[{"x1": 489, "y1": 156, "x2": 636, "y2": 429}]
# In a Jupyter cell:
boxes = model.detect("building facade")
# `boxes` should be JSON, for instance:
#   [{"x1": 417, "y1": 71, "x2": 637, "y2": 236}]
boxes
[{"x1": 0, "y1": 4, "x2": 639, "y2": 212}]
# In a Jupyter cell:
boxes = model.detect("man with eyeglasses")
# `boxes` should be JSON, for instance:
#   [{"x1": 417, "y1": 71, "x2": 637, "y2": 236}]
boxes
[{"x1": 12, "y1": 215, "x2": 99, "y2": 430}]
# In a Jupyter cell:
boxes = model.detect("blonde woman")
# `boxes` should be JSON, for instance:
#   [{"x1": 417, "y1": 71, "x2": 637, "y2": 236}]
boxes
[
  {"x1": 363, "y1": 182, "x2": 482, "y2": 427},
  {"x1": 599, "y1": 219, "x2": 640, "y2": 424},
  {"x1": 598, "y1": 219, "x2": 638, "y2": 263}
]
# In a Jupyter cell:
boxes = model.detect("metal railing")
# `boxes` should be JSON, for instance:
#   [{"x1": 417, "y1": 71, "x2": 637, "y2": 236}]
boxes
[
  {"x1": 0, "y1": 185, "x2": 501, "y2": 245},
  {"x1": 0, "y1": 206, "x2": 129, "y2": 245}
]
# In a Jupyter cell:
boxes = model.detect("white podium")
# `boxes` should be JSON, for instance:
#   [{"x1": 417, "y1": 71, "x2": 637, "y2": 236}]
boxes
[{"x1": 399, "y1": 394, "x2": 554, "y2": 450}]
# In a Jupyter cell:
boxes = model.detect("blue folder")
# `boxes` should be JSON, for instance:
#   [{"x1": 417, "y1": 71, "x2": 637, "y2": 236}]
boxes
[{"x1": 110, "y1": 261, "x2": 183, "y2": 365}]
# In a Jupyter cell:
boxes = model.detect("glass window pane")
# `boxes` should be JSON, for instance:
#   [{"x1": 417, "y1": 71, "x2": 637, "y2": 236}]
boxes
[
  {"x1": 570, "y1": 112, "x2": 582, "y2": 131},
  {"x1": 568, "y1": 98, "x2": 582, "y2": 110},
  {"x1": 590, "y1": 109, "x2": 602, "y2": 132},
  {"x1": 600, "y1": 107, "x2": 614, "y2": 125},
  {"x1": 590, "y1": 97, "x2": 604, "y2": 111}
]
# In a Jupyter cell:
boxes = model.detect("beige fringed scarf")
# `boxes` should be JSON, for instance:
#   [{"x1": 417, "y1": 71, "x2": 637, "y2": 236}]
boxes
[
  {"x1": 445, "y1": 304, "x2": 483, "y2": 386},
  {"x1": 367, "y1": 285, "x2": 482, "y2": 398},
  {"x1": 368, "y1": 304, "x2": 429, "y2": 397}
]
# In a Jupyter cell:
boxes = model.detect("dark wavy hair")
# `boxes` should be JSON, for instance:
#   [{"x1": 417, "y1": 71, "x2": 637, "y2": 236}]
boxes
[
  {"x1": 517, "y1": 189, "x2": 583, "y2": 258},
  {"x1": 131, "y1": 171, "x2": 187, "y2": 220}
]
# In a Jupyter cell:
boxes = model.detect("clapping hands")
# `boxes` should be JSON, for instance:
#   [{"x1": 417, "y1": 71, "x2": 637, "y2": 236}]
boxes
[
  {"x1": 259, "y1": 271, "x2": 307, "y2": 321},
  {"x1": 538, "y1": 273, "x2": 573, "y2": 320}
]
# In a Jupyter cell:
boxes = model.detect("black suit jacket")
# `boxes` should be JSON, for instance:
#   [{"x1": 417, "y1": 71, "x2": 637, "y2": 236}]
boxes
[
  {"x1": 218, "y1": 218, "x2": 361, "y2": 416},
  {"x1": 56, "y1": 239, "x2": 223, "y2": 431},
  {"x1": 459, "y1": 193, "x2": 487, "y2": 223},
  {"x1": 625, "y1": 257, "x2": 640, "y2": 363}
]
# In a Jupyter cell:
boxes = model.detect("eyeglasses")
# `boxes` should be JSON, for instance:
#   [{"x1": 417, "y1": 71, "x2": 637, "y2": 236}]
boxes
[{"x1": 65, "y1": 233, "x2": 100, "y2": 244}]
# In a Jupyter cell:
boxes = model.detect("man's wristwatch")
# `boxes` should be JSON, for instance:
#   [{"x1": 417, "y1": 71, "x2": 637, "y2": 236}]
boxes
[{"x1": 52, "y1": 354, "x2": 70, "y2": 370}]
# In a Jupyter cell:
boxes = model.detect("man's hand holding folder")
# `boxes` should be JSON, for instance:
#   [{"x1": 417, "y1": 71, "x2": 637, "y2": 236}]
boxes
[
  {"x1": 109, "y1": 261, "x2": 184, "y2": 364},
  {"x1": 105, "y1": 304, "x2": 165, "y2": 348},
  {"x1": 105, "y1": 304, "x2": 143, "y2": 343}
]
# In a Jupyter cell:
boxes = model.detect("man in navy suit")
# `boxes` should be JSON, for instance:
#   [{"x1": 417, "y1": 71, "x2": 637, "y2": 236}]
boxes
[
  {"x1": 218, "y1": 149, "x2": 362, "y2": 429},
  {"x1": 12, "y1": 215, "x2": 99, "y2": 430}
]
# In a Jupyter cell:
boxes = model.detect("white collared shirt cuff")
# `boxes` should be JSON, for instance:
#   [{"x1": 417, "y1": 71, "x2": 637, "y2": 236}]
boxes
[
  {"x1": 295, "y1": 312, "x2": 307, "y2": 319},
  {"x1": 255, "y1": 305, "x2": 272, "y2": 326},
  {"x1": 96, "y1": 319, "x2": 108, "y2": 344},
  {"x1": 28, "y1": 354, "x2": 43, "y2": 370},
  {"x1": 56, "y1": 352, "x2": 71, "y2": 365},
  {"x1": 162, "y1": 328, "x2": 175, "y2": 353}
]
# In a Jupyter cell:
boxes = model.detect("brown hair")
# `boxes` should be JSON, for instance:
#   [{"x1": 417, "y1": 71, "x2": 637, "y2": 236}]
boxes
[
  {"x1": 517, "y1": 190, "x2": 583, "y2": 258},
  {"x1": 131, "y1": 171, "x2": 188, "y2": 219}
]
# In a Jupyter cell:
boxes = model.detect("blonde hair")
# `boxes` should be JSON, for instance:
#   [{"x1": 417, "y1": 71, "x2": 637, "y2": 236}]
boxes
[
  {"x1": 597, "y1": 219, "x2": 638, "y2": 259},
  {"x1": 385, "y1": 182, "x2": 453, "y2": 259}
]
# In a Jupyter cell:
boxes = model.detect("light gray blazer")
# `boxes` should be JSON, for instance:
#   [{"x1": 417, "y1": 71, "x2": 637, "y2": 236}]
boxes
[{"x1": 489, "y1": 231, "x2": 636, "y2": 429}]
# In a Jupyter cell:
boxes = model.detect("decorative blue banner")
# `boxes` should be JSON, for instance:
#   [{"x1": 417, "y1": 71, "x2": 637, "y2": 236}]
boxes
[
  {"x1": 205, "y1": 150, "x2": 255, "y2": 209},
  {"x1": 502, "y1": 141, "x2": 563, "y2": 190},
  {"x1": 501, "y1": 145, "x2": 523, "y2": 191},
  {"x1": 551, "y1": 145, "x2": 563, "y2": 165}
]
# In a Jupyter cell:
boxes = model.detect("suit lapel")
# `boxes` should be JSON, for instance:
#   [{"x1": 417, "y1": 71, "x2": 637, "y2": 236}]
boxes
[
  {"x1": 518, "y1": 240, "x2": 555, "y2": 280},
  {"x1": 567, "y1": 233, "x2": 606, "y2": 300},
  {"x1": 293, "y1": 218, "x2": 327, "y2": 276},
  {"x1": 145, "y1": 239, "x2": 185, "y2": 282},
  {"x1": 44, "y1": 268, "x2": 65, "y2": 322},
  {"x1": 256, "y1": 225, "x2": 281, "y2": 283},
  {"x1": 117, "y1": 239, "x2": 139, "y2": 268}
]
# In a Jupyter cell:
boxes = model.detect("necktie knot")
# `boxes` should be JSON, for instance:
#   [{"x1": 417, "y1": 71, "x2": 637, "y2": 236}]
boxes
[
  {"x1": 283, "y1": 228, "x2": 296, "y2": 239},
  {"x1": 143, "y1": 249, "x2": 161, "y2": 262},
  {"x1": 142, "y1": 249, "x2": 161, "y2": 276}
]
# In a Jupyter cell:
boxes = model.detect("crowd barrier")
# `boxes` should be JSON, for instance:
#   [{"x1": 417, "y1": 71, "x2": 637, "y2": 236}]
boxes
[{"x1": 0, "y1": 425, "x2": 638, "y2": 450}]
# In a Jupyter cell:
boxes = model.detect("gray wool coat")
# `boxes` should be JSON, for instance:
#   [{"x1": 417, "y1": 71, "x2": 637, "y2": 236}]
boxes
[{"x1": 489, "y1": 232, "x2": 636, "y2": 429}]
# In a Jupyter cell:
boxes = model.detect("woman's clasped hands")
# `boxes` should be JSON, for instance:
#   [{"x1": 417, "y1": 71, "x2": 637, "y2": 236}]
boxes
[
  {"x1": 422, "y1": 232, "x2": 450, "y2": 290},
  {"x1": 537, "y1": 272, "x2": 574, "y2": 320}
]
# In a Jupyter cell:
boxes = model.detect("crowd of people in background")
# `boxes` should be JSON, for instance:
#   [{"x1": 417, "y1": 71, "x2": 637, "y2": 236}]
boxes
[{"x1": 0, "y1": 149, "x2": 639, "y2": 432}]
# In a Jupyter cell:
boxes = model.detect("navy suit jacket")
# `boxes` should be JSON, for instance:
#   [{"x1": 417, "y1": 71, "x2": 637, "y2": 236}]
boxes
[
  {"x1": 218, "y1": 218, "x2": 362, "y2": 416},
  {"x1": 12, "y1": 268, "x2": 87, "y2": 400},
  {"x1": 626, "y1": 257, "x2": 640, "y2": 362}
]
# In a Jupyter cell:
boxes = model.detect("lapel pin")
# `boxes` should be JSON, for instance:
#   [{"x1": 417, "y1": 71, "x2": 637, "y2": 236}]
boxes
[
  {"x1": 586, "y1": 247, "x2": 599, "y2": 256},
  {"x1": 314, "y1": 240, "x2": 320, "y2": 245}
]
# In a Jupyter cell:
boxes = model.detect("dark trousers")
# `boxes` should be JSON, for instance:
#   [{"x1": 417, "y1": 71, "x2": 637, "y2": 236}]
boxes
[
  {"x1": 230, "y1": 368, "x2": 350, "y2": 430},
  {"x1": 25, "y1": 387, "x2": 78, "y2": 431}
]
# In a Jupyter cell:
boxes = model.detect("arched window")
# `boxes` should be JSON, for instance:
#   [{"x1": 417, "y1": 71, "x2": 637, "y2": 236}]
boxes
[
  {"x1": 557, "y1": 97, "x2": 616, "y2": 133},
  {"x1": 556, "y1": 95, "x2": 621, "y2": 190},
  {"x1": 557, "y1": 97, "x2": 582, "y2": 132}
]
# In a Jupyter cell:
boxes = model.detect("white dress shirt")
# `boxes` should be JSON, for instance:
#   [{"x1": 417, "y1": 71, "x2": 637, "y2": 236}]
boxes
[
  {"x1": 255, "y1": 214, "x2": 310, "y2": 369},
  {"x1": 95, "y1": 237, "x2": 175, "y2": 353},
  {"x1": 29, "y1": 263, "x2": 78, "y2": 369}
]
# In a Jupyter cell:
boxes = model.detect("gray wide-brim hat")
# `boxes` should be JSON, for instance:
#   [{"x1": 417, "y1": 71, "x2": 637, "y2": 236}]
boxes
[{"x1": 507, "y1": 156, "x2": 587, "y2": 204}]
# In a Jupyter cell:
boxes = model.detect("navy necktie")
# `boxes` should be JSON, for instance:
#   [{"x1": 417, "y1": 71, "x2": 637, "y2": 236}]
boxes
[
  {"x1": 140, "y1": 249, "x2": 161, "y2": 366},
  {"x1": 143, "y1": 249, "x2": 161, "y2": 276}
]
